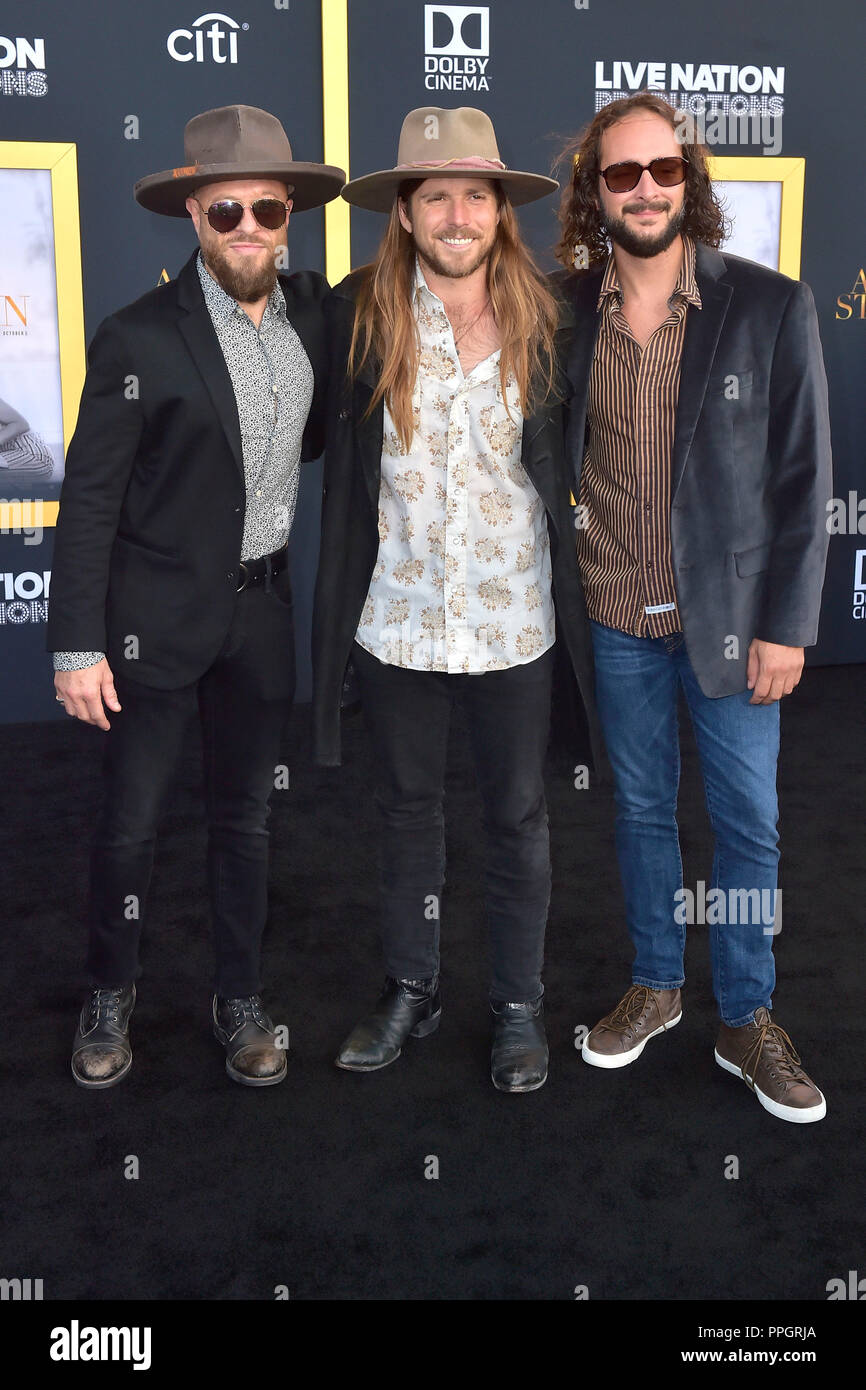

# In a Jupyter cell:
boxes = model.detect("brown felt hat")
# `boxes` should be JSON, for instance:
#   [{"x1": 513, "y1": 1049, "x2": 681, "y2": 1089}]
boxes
[
  {"x1": 342, "y1": 106, "x2": 558, "y2": 213},
  {"x1": 134, "y1": 104, "x2": 345, "y2": 216}
]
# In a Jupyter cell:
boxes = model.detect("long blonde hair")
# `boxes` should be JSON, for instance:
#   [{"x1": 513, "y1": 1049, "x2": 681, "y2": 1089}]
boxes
[{"x1": 349, "y1": 180, "x2": 560, "y2": 452}]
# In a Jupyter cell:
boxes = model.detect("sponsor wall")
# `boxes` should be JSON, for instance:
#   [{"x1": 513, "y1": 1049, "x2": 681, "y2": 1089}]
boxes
[{"x1": 0, "y1": 0, "x2": 862, "y2": 724}]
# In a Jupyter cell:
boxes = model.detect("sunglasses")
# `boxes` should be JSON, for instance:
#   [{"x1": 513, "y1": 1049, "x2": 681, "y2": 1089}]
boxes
[
  {"x1": 599, "y1": 157, "x2": 689, "y2": 194},
  {"x1": 195, "y1": 197, "x2": 290, "y2": 233}
]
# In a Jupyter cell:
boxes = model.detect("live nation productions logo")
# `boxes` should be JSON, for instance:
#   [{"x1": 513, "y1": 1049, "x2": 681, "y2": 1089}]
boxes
[
  {"x1": 594, "y1": 58, "x2": 785, "y2": 119},
  {"x1": 0, "y1": 34, "x2": 46, "y2": 97},
  {"x1": 424, "y1": 5, "x2": 490, "y2": 92},
  {"x1": 167, "y1": 11, "x2": 249, "y2": 64}
]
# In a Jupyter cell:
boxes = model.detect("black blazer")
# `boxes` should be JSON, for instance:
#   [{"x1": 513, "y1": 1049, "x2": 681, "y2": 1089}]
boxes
[
  {"x1": 556, "y1": 242, "x2": 833, "y2": 697},
  {"x1": 311, "y1": 269, "x2": 603, "y2": 770},
  {"x1": 47, "y1": 250, "x2": 329, "y2": 688}
]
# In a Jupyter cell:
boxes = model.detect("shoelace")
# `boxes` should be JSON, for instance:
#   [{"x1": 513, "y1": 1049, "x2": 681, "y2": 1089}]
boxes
[
  {"x1": 87, "y1": 987, "x2": 125, "y2": 1026},
  {"x1": 224, "y1": 996, "x2": 267, "y2": 1029},
  {"x1": 739, "y1": 1018, "x2": 804, "y2": 1090},
  {"x1": 604, "y1": 984, "x2": 665, "y2": 1035}
]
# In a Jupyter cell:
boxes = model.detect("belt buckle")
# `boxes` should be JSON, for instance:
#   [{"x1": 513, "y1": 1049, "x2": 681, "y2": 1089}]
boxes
[{"x1": 236, "y1": 561, "x2": 250, "y2": 593}]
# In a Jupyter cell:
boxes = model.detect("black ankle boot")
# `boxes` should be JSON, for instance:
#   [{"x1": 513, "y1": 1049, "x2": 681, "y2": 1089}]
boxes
[
  {"x1": 335, "y1": 976, "x2": 441, "y2": 1072},
  {"x1": 71, "y1": 984, "x2": 136, "y2": 1089},
  {"x1": 490, "y1": 997, "x2": 548, "y2": 1093}
]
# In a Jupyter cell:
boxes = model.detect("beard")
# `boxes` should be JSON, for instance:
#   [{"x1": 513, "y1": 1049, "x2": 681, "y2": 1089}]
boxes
[
  {"x1": 416, "y1": 229, "x2": 495, "y2": 280},
  {"x1": 603, "y1": 200, "x2": 686, "y2": 259},
  {"x1": 202, "y1": 238, "x2": 279, "y2": 303}
]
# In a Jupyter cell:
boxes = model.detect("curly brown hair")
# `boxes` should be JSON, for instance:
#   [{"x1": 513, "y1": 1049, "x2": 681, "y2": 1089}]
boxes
[{"x1": 553, "y1": 93, "x2": 730, "y2": 269}]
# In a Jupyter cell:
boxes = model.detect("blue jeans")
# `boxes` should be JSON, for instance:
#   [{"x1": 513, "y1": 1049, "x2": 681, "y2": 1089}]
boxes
[{"x1": 590, "y1": 622, "x2": 780, "y2": 1026}]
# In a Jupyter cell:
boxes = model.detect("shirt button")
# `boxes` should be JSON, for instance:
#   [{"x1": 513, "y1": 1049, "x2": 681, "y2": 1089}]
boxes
[
  {"x1": 226, "y1": 571, "x2": 235, "y2": 582},
  {"x1": 255, "y1": 490, "x2": 262, "y2": 498},
  {"x1": 339, "y1": 408, "x2": 350, "y2": 420}
]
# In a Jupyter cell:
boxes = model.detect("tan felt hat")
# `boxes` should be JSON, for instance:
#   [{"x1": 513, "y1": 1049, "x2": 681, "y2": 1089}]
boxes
[{"x1": 342, "y1": 106, "x2": 558, "y2": 212}]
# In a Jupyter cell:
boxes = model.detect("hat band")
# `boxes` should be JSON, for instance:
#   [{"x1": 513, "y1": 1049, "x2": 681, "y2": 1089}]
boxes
[{"x1": 395, "y1": 155, "x2": 507, "y2": 172}]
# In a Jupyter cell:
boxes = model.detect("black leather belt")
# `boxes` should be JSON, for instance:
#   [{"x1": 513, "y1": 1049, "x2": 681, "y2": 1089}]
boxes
[{"x1": 236, "y1": 544, "x2": 289, "y2": 592}]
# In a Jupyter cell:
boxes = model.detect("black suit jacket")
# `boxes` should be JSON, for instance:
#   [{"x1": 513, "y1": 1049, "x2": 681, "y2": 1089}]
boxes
[
  {"x1": 47, "y1": 250, "x2": 329, "y2": 688},
  {"x1": 556, "y1": 242, "x2": 833, "y2": 697},
  {"x1": 311, "y1": 269, "x2": 603, "y2": 771}
]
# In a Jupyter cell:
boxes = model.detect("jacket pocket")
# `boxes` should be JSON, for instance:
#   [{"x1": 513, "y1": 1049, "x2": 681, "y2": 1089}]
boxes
[{"x1": 734, "y1": 542, "x2": 771, "y2": 577}]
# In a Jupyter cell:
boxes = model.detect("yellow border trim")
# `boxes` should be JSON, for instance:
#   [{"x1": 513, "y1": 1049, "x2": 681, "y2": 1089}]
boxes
[
  {"x1": 0, "y1": 140, "x2": 84, "y2": 531},
  {"x1": 707, "y1": 155, "x2": 805, "y2": 280},
  {"x1": 321, "y1": 0, "x2": 351, "y2": 284}
]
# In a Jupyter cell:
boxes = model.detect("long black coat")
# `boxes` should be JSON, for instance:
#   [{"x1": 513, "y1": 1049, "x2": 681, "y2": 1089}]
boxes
[
  {"x1": 47, "y1": 250, "x2": 330, "y2": 688},
  {"x1": 311, "y1": 269, "x2": 603, "y2": 770},
  {"x1": 555, "y1": 242, "x2": 833, "y2": 697}
]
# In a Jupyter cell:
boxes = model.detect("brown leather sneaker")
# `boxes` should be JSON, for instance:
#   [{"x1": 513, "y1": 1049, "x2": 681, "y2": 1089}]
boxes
[
  {"x1": 715, "y1": 1007, "x2": 826, "y2": 1123},
  {"x1": 582, "y1": 984, "x2": 682, "y2": 1069}
]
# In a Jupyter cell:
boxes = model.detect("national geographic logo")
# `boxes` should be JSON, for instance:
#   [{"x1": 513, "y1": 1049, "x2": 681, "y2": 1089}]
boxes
[
  {"x1": 594, "y1": 59, "x2": 785, "y2": 120},
  {"x1": 424, "y1": 5, "x2": 490, "y2": 92},
  {"x1": 0, "y1": 35, "x2": 46, "y2": 98},
  {"x1": 167, "y1": 12, "x2": 249, "y2": 64},
  {"x1": 836, "y1": 268, "x2": 866, "y2": 321}
]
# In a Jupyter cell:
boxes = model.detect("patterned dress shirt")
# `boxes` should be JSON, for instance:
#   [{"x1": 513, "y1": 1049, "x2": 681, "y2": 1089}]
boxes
[
  {"x1": 355, "y1": 260, "x2": 555, "y2": 674},
  {"x1": 576, "y1": 235, "x2": 701, "y2": 637},
  {"x1": 54, "y1": 253, "x2": 312, "y2": 671}
]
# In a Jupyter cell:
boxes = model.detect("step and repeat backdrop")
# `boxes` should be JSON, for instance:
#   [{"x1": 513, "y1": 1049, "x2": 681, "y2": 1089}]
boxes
[{"x1": 0, "y1": 0, "x2": 862, "y2": 723}]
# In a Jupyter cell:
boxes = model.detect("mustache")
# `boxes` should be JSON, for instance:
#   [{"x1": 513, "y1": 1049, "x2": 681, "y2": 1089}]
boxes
[{"x1": 622, "y1": 200, "x2": 670, "y2": 214}]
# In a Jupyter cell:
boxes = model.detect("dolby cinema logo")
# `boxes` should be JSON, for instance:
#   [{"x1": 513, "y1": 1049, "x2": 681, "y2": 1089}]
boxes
[
  {"x1": 853, "y1": 550, "x2": 866, "y2": 622},
  {"x1": 424, "y1": 5, "x2": 490, "y2": 92}
]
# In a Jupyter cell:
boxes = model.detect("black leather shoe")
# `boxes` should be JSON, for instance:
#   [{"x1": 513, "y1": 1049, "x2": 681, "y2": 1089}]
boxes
[
  {"x1": 491, "y1": 997, "x2": 548, "y2": 1093},
  {"x1": 335, "y1": 977, "x2": 441, "y2": 1072},
  {"x1": 71, "y1": 984, "x2": 136, "y2": 1089},
  {"x1": 212, "y1": 995, "x2": 287, "y2": 1087}
]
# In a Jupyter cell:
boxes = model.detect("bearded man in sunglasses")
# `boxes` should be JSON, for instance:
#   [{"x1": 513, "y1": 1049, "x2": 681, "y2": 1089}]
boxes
[
  {"x1": 48, "y1": 105, "x2": 344, "y2": 1089},
  {"x1": 555, "y1": 93, "x2": 832, "y2": 1122}
]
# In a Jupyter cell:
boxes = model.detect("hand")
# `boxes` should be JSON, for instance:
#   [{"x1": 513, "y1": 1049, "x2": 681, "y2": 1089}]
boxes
[
  {"x1": 54, "y1": 658, "x2": 121, "y2": 730},
  {"x1": 746, "y1": 639, "x2": 804, "y2": 705}
]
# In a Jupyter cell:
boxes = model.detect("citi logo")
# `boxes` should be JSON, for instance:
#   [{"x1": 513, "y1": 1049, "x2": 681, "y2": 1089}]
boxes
[
  {"x1": 425, "y1": 6, "x2": 489, "y2": 57},
  {"x1": 0, "y1": 36, "x2": 45, "y2": 69},
  {"x1": 167, "y1": 12, "x2": 248, "y2": 64}
]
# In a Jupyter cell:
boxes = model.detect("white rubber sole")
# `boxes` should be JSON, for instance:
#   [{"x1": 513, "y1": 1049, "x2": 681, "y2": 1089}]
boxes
[
  {"x1": 714, "y1": 1050, "x2": 827, "y2": 1123},
  {"x1": 582, "y1": 1011, "x2": 682, "y2": 1069}
]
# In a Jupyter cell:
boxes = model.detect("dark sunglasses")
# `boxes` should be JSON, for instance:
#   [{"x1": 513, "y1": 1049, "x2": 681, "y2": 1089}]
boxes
[
  {"x1": 195, "y1": 197, "x2": 290, "y2": 233},
  {"x1": 599, "y1": 157, "x2": 688, "y2": 194}
]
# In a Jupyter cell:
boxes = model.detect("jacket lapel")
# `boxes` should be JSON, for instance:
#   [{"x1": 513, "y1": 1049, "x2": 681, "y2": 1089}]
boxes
[
  {"x1": 671, "y1": 244, "x2": 732, "y2": 500},
  {"x1": 175, "y1": 252, "x2": 244, "y2": 479},
  {"x1": 562, "y1": 270, "x2": 604, "y2": 495}
]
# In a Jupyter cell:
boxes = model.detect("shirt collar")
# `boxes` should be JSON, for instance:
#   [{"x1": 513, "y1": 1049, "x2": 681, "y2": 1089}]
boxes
[
  {"x1": 597, "y1": 235, "x2": 701, "y2": 312},
  {"x1": 196, "y1": 250, "x2": 286, "y2": 324}
]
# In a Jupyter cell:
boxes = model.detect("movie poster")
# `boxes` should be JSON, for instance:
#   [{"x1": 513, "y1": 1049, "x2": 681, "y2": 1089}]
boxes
[{"x1": 0, "y1": 167, "x2": 65, "y2": 500}]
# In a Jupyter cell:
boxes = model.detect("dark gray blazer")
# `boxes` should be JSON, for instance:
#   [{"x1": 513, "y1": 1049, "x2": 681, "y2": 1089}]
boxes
[{"x1": 555, "y1": 242, "x2": 833, "y2": 696}]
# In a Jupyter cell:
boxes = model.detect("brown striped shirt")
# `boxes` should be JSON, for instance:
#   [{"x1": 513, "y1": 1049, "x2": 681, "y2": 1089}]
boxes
[{"x1": 576, "y1": 235, "x2": 701, "y2": 637}]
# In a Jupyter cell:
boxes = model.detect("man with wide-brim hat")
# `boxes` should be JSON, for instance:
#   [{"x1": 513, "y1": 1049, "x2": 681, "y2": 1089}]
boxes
[
  {"x1": 312, "y1": 107, "x2": 603, "y2": 1092},
  {"x1": 49, "y1": 105, "x2": 344, "y2": 1090}
]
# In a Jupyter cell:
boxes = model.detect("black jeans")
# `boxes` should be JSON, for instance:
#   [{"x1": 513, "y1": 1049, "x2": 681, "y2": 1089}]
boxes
[
  {"x1": 86, "y1": 571, "x2": 295, "y2": 997},
  {"x1": 352, "y1": 641, "x2": 555, "y2": 1003}
]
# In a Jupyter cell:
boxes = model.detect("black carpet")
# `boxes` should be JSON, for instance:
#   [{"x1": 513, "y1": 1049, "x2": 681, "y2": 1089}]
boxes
[{"x1": 2, "y1": 663, "x2": 865, "y2": 1303}]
